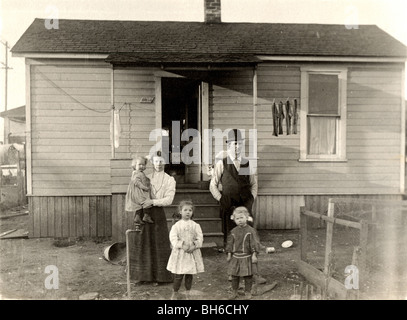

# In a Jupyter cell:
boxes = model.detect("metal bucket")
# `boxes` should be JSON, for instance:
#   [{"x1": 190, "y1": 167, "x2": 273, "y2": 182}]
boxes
[{"x1": 103, "y1": 242, "x2": 126, "y2": 265}]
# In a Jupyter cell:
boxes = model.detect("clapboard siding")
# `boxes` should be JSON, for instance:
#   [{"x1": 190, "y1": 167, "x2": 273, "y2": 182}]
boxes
[
  {"x1": 30, "y1": 64, "x2": 112, "y2": 196},
  {"x1": 253, "y1": 63, "x2": 403, "y2": 195},
  {"x1": 113, "y1": 68, "x2": 157, "y2": 159},
  {"x1": 210, "y1": 69, "x2": 257, "y2": 162},
  {"x1": 28, "y1": 196, "x2": 112, "y2": 238},
  {"x1": 110, "y1": 159, "x2": 155, "y2": 193}
]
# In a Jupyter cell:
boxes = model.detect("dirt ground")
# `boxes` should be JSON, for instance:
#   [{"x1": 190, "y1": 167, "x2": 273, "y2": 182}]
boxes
[
  {"x1": 0, "y1": 205, "x2": 309, "y2": 301},
  {"x1": 1, "y1": 205, "x2": 405, "y2": 301}
]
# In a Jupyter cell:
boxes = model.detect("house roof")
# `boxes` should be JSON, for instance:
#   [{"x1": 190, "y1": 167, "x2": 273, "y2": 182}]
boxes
[
  {"x1": 11, "y1": 19, "x2": 407, "y2": 63},
  {"x1": 0, "y1": 106, "x2": 26, "y2": 122}
]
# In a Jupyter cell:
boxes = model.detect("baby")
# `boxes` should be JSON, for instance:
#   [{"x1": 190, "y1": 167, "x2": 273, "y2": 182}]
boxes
[{"x1": 125, "y1": 156, "x2": 154, "y2": 231}]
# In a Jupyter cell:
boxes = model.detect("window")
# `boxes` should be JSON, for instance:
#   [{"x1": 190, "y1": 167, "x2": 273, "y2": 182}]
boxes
[{"x1": 300, "y1": 67, "x2": 347, "y2": 161}]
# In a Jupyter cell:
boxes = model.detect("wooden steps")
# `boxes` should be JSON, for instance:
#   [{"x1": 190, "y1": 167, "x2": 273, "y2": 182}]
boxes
[{"x1": 166, "y1": 187, "x2": 223, "y2": 247}]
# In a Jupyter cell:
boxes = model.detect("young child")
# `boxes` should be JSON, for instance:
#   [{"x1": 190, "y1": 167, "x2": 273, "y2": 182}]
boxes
[
  {"x1": 226, "y1": 206, "x2": 260, "y2": 300},
  {"x1": 125, "y1": 156, "x2": 154, "y2": 231},
  {"x1": 167, "y1": 200, "x2": 205, "y2": 300}
]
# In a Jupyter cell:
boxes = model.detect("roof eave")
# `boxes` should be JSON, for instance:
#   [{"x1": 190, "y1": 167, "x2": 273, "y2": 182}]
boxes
[{"x1": 256, "y1": 55, "x2": 407, "y2": 63}]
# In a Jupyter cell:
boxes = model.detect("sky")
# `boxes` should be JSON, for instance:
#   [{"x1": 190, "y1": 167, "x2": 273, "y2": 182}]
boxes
[{"x1": 0, "y1": 0, "x2": 406, "y2": 142}]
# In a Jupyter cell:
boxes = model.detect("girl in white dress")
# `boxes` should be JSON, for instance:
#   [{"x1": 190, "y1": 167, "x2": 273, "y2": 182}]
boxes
[{"x1": 167, "y1": 200, "x2": 205, "y2": 300}]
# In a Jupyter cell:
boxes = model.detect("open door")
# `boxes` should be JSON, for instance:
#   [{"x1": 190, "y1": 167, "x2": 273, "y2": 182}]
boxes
[{"x1": 161, "y1": 78, "x2": 209, "y2": 185}]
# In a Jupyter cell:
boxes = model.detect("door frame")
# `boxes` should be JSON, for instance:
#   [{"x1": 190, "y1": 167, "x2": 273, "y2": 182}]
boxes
[{"x1": 154, "y1": 71, "x2": 209, "y2": 182}]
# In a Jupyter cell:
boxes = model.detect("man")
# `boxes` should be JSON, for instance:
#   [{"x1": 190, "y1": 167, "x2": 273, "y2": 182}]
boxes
[
  {"x1": 209, "y1": 129, "x2": 265, "y2": 288},
  {"x1": 209, "y1": 129, "x2": 258, "y2": 244}
]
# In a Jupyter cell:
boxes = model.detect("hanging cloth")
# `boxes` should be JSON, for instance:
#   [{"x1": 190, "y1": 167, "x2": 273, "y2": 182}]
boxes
[
  {"x1": 110, "y1": 109, "x2": 121, "y2": 148},
  {"x1": 293, "y1": 99, "x2": 298, "y2": 135},
  {"x1": 272, "y1": 102, "x2": 279, "y2": 136},
  {"x1": 285, "y1": 100, "x2": 292, "y2": 135},
  {"x1": 278, "y1": 101, "x2": 285, "y2": 135}
]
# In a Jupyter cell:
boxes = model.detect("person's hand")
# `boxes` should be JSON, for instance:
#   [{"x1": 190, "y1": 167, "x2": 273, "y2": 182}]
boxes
[
  {"x1": 181, "y1": 242, "x2": 190, "y2": 252},
  {"x1": 226, "y1": 253, "x2": 231, "y2": 262},
  {"x1": 143, "y1": 199, "x2": 154, "y2": 207},
  {"x1": 186, "y1": 244, "x2": 196, "y2": 253},
  {"x1": 252, "y1": 253, "x2": 258, "y2": 264}
]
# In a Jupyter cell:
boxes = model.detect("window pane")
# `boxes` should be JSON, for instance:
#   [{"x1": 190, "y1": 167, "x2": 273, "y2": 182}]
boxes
[
  {"x1": 309, "y1": 74, "x2": 339, "y2": 114},
  {"x1": 308, "y1": 117, "x2": 337, "y2": 155}
]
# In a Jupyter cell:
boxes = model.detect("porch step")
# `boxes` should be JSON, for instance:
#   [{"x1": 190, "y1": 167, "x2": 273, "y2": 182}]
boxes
[
  {"x1": 167, "y1": 217, "x2": 222, "y2": 234},
  {"x1": 166, "y1": 188, "x2": 223, "y2": 247},
  {"x1": 164, "y1": 204, "x2": 220, "y2": 218},
  {"x1": 173, "y1": 189, "x2": 218, "y2": 204}
]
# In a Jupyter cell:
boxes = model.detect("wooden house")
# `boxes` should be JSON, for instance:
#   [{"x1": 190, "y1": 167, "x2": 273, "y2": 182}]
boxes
[
  {"x1": 0, "y1": 105, "x2": 26, "y2": 145},
  {"x1": 11, "y1": 0, "x2": 407, "y2": 243}
]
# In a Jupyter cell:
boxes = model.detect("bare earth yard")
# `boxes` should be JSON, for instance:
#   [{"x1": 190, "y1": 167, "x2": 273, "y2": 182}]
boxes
[{"x1": 1, "y1": 205, "x2": 405, "y2": 301}]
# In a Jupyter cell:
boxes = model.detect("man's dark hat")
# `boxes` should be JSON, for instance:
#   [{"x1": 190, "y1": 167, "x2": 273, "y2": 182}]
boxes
[{"x1": 226, "y1": 129, "x2": 245, "y2": 143}]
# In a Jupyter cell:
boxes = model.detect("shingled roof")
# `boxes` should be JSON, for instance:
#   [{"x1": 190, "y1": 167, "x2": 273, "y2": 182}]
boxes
[{"x1": 11, "y1": 18, "x2": 407, "y2": 64}]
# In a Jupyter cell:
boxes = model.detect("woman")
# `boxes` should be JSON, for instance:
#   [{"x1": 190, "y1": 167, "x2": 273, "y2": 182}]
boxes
[{"x1": 128, "y1": 152, "x2": 176, "y2": 284}]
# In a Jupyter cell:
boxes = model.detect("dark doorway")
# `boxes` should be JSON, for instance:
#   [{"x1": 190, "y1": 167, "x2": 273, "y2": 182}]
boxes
[{"x1": 161, "y1": 78, "x2": 199, "y2": 183}]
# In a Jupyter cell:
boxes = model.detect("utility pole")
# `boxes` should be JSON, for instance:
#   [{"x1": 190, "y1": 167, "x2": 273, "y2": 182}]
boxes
[
  {"x1": 1, "y1": 40, "x2": 13, "y2": 144},
  {"x1": 0, "y1": 40, "x2": 12, "y2": 111}
]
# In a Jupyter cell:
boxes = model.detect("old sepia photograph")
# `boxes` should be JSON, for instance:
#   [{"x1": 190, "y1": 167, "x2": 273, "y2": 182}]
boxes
[{"x1": 0, "y1": 0, "x2": 406, "y2": 306}]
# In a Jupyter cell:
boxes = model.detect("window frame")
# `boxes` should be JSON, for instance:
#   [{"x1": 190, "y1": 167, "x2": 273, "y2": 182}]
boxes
[{"x1": 300, "y1": 66, "x2": 348, "y2": 162}]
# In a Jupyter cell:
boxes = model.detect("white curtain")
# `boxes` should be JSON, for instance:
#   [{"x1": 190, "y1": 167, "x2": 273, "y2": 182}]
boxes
[{"x1": 308, "y1": 117, "x2": 336, "y2": 155}]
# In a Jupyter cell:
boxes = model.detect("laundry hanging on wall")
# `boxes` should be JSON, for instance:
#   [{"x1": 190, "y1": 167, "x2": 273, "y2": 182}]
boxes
[{"x1": 271, "y1": 99, "x2": 298, "y2": 136}]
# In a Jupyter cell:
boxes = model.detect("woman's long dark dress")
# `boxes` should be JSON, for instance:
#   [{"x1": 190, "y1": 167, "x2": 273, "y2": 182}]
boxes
[{"x1": 128, "y1": 170, "x2": 176, "y2": 283}]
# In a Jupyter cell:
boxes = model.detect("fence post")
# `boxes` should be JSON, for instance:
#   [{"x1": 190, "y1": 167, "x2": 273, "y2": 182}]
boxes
[
  {"x1": 322, "y1": 199, "x2": 335, "y2": 299},
  {"x1": 324, "y1": 199, "x2": 335, "y2": 275},
  {"x1": 359, "y1": 219, "x2": 369, "y2": 287},
  {"x1": 299, "y1": 206, "x2": 308, "y2": 262}
]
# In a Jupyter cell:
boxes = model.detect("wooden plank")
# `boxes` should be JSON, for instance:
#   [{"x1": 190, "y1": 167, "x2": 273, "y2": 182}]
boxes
[
  {"x1": 33, "y1": 181, "x2": 111, "y2": 189},
  {"x1": 32, "y1": 94, "x2": 111, "y2": 103},
  {"x1": 33, "y1": 132, "x2": 111, "y2": 140},
  {"x1": 33, "y1": 152, "x2": 110, "y2": 161},
  {"x1": 286, "y1": 196, "x2": 293, "y2": 229},
  {"x1": 121, "y1": 194, "x2": 128, "y2": 242},
  {"x1": 105, "y1": 196, "x2": 112, "y2": 237},
  {"x1": 116, "y1": 194, "x2": 124, "y2": 242},
  {"x1": 54, "y1": 197, "x2": 62, "y2": 237},
  {"x1": 47, "y1": 197, "x2": 55, "y2": 237},
  {"x1": 302, "y1": 209, "x2": 362, "y2": 229},
  {"x1": 111, "y1": 194, "x2": 118, "y2": 241},
  {"x1": 40, "y1": 197, "x2": 48, "y2": 237},
  {"x1": 89, "y1": 196, "x2": 97, "y2": 237},
  {"x1": 358, "y1": 220, "x2": 369, "y2": 280},
  {"x1": 32, "y1": 87, "x2": 110, "y2": 96},
  {"x1": 97, "y1": 196, "x2": 104, "y2": 237},
  {"x1": 297, "y1": 260, "x2": 355, "y2": 300},
  {"x1": 35, "y1": 173, "x2": 111, "y2": 181},
  {"x1": 299, "y1": 207, "x2": 308, "y2": 262},
  {"x1": 278, "y1": 195, "x2": 285, "y2": 229},
  {"x1": 32, "y1": 123, "x2": 112, "y2": 132},
  {"x1": 26, "y1": 64, "x2": 32, "y2": 195},
  {"x1": 83, "y1": 196, "x2": 90, "y2": 237},
  {"x1": 76, "y1": 197, "x2": 83, "y2": 238},
  {"x1": 28, "y1": 198, "x2": 34, "y2": 237},
  {"x1": 68, "y1": 197, "x2": 76, "y2": 237},
  {"x1": 61, "y1": 197, "x2": 69, "y2": 237},
  {"x1": 32, "y1": 65, "x2": 110, "y2": 74},
  {"x1": 324, "y1": 200, "x2": 335, "y2": 276},
  {"x1": 32, "y1": 189, "x2": 112, "y2": 196}
]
